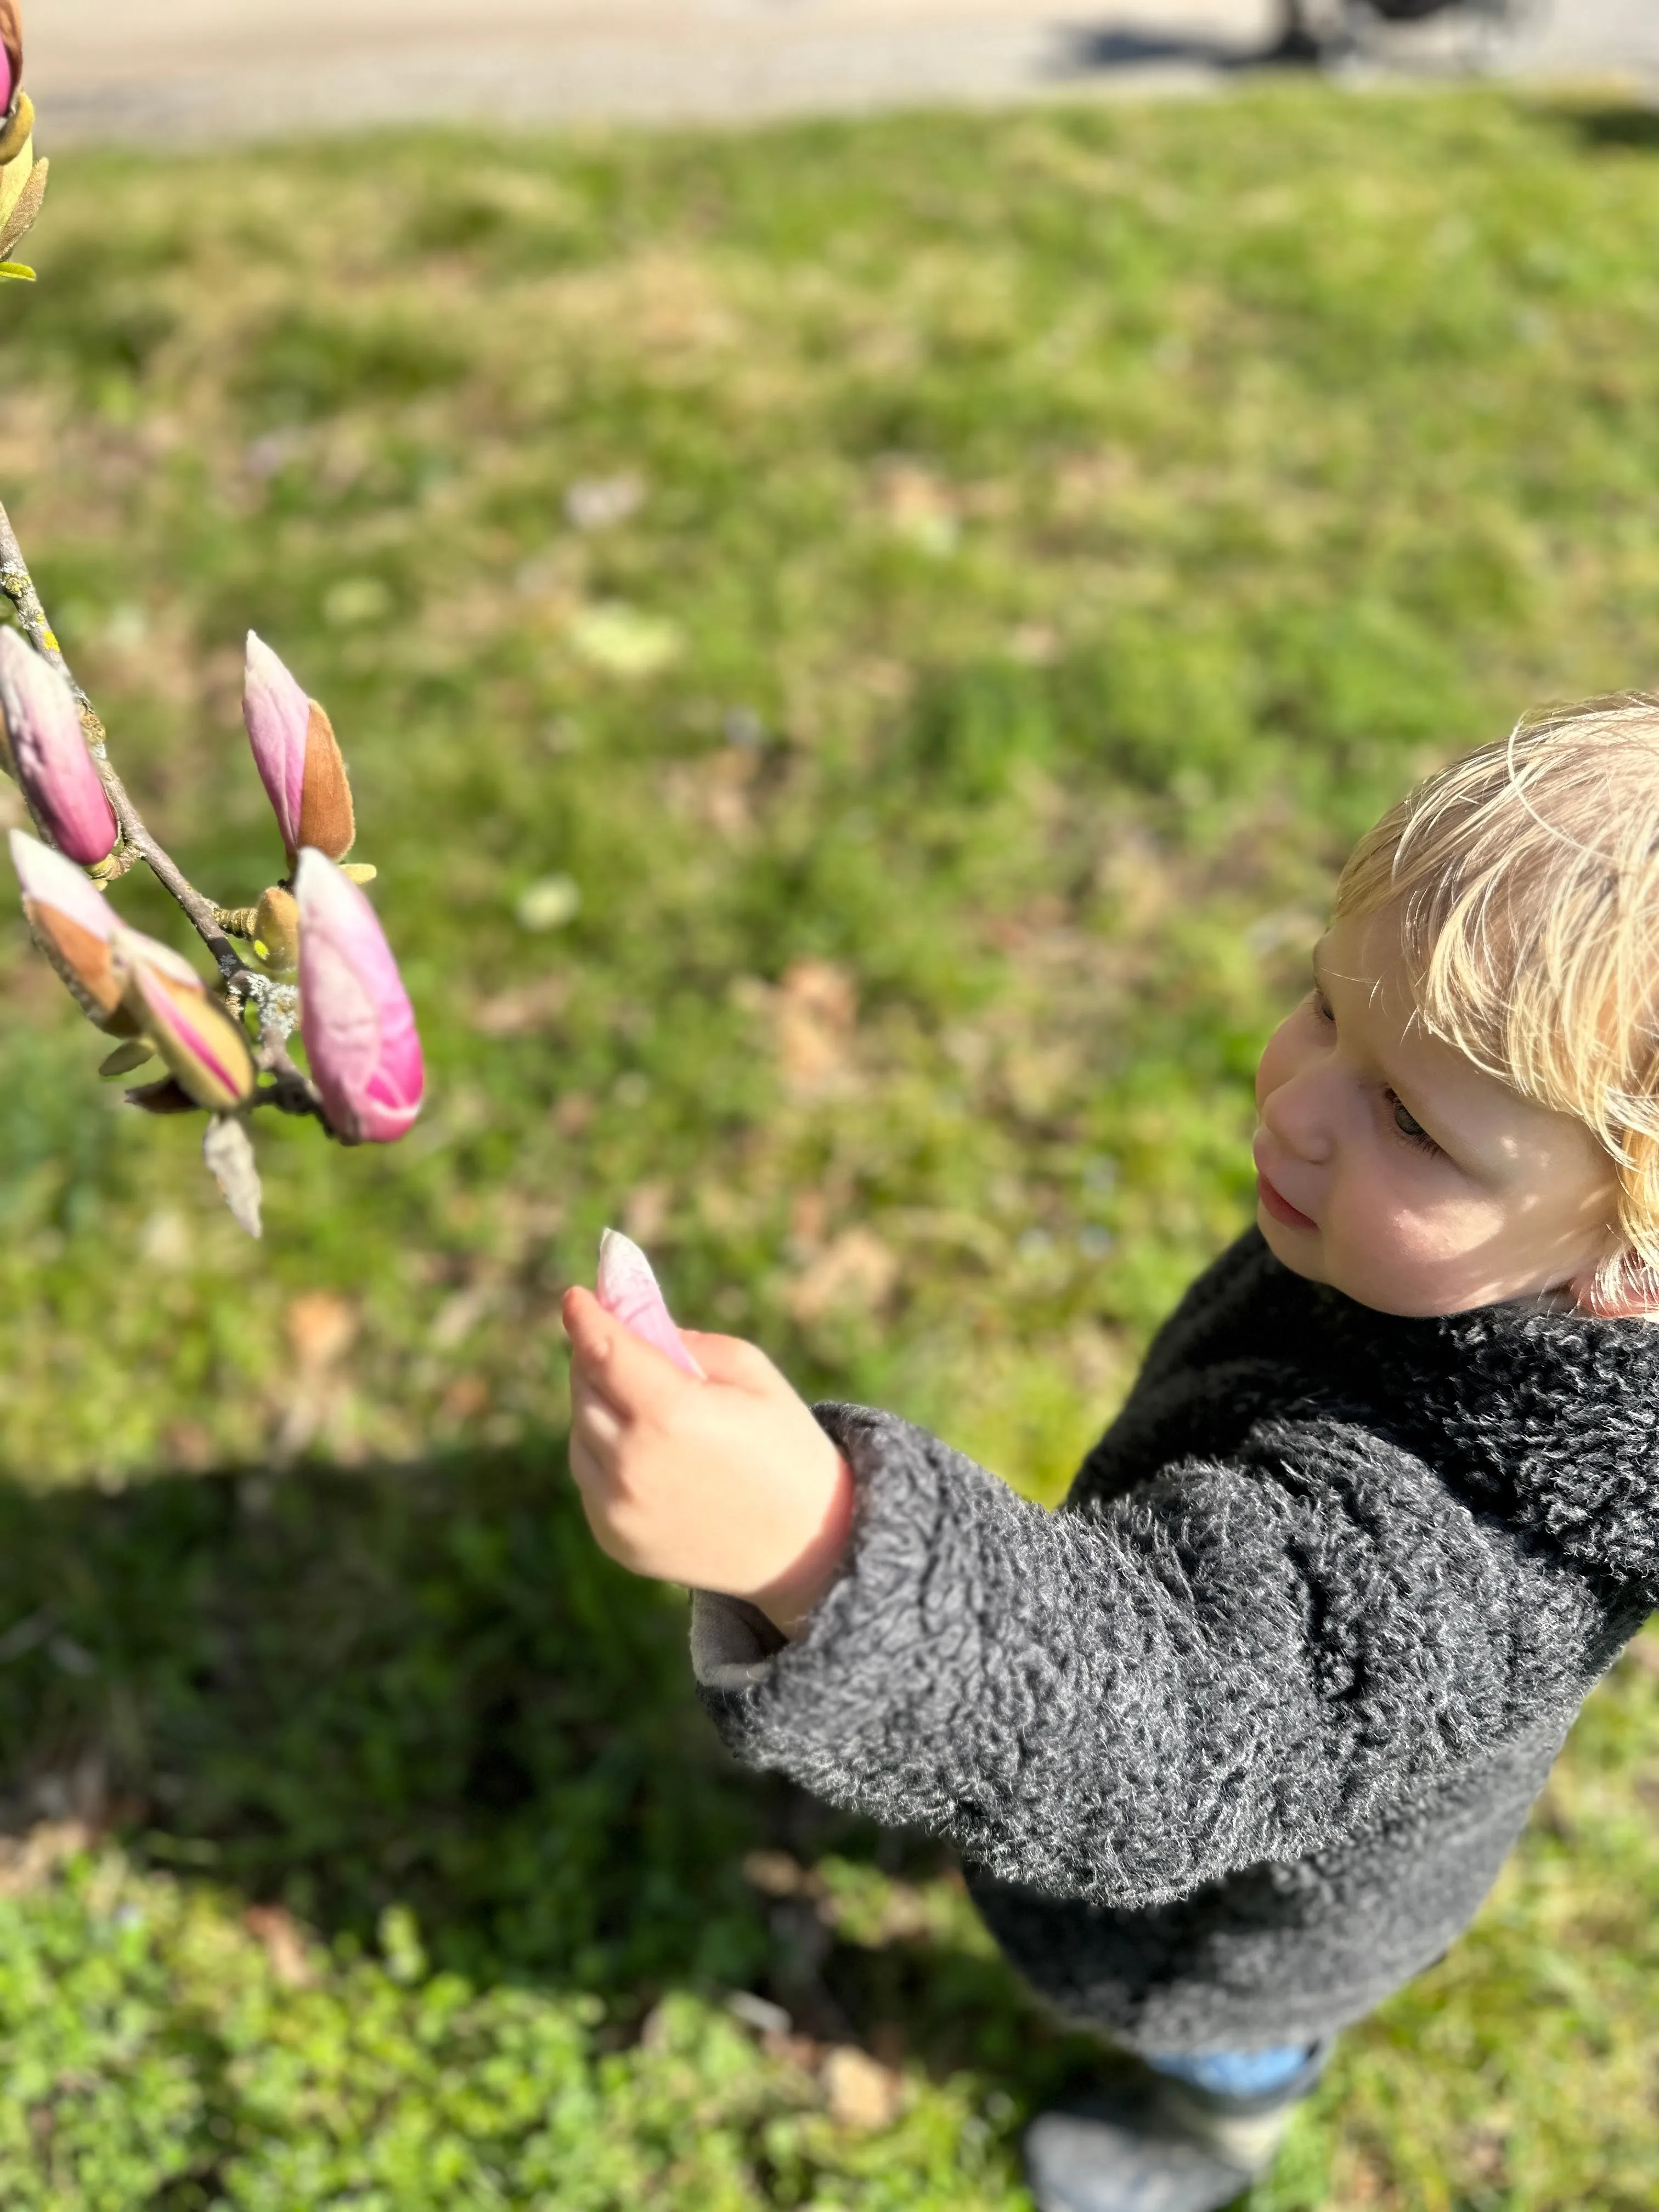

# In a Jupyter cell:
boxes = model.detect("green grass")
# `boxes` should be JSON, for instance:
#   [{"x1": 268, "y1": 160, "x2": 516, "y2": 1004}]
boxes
[{"x1": 0, "y1": 81, "x2": 1651, "y2": 2208}]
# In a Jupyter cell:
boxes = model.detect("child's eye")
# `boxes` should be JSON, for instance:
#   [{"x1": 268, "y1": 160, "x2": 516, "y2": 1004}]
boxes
[
  {"x1": 1311, "y1": 989, "x2": 1335, "y2": 1026},
  {"x1": 1389, "y1": 1093, "x2": 1440, "y2": 1154}
]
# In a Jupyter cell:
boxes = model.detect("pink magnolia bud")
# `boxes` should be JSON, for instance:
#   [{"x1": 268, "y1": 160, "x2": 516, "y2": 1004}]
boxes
[
  {"x1": 0, "y1": 631, "x2": 117, "y2": 867},
  {"x1": 595, "y1": 1228, "x2": 706, "y2": 1376},
  {"x1": 8, "y1": 825, "x2": 127, "y2": 1026},
  {"x1": 243, "y1": 633, "x2": 355, "y2": 867},
  {"x1": 111, "y1": 927, "x2": 256, "y2": 1114},
  {"x1": 0, "y1": 2, "x2": 20, "y2": 121},
  {"x1": 295, "y1": 847, "x2": 423, "y2": 1143}
]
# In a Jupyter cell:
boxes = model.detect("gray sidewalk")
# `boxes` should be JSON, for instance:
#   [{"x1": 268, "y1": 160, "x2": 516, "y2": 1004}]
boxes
[{"x1": 20, "y1": 1, "x2": 1659, "y2": 145}]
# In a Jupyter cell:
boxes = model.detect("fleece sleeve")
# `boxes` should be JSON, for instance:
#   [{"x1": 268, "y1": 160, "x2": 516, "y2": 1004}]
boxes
[{"x1": 690, "y1": 1402, "x2": 1598, "y2": 1911}]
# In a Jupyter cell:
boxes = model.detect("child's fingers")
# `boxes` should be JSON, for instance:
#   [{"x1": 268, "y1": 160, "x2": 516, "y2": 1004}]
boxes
[
  {"x1": 571, "y1": 1368, "x2": 624, "y2": 1455},
  {"x1": 679, "y1": 1329, "x2": 792, "y2": 1396},
  {"x1": 562, "y1": 1285, "x2": 702, "y2": 1423},
  {"x1": 562, "y1": 1284, "x2": 613, "y2": 1364},
  {"x1": 567, "y1": 1424, "x2": 607, "y2": 1500}
]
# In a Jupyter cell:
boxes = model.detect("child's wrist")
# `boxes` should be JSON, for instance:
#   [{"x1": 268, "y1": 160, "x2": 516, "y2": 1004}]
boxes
[{"x1": 753, "y1": 1453, "x2": 856, "y2": 1640}]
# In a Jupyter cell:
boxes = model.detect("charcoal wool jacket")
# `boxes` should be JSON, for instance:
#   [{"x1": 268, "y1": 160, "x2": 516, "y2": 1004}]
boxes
[{"x1": 691, "y1": 1229, "x2": 1659, "y2": 2051}]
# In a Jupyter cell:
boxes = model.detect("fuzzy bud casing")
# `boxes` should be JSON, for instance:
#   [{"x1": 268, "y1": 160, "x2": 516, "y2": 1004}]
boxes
[
  {"x1": 8, "y1": 826, "x2": 129, "y2": 1028},
  {"x1": 253, "y1": 883, "x2": 300, "y2": 975}
]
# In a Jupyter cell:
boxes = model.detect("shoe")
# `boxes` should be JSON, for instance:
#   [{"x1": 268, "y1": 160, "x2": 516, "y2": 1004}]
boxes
[
  {"x1": 1024, "y1": 2045, "x2": 1331, "y2": 2212},
  {"x1": 1024, "y1": 2091, "x2": 1255, "y2": 2212}
]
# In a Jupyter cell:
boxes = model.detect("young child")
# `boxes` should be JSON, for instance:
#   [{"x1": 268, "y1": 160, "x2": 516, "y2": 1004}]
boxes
[{"x1": 563, "y1": 695, "x2": 1659, "y2": 2212}]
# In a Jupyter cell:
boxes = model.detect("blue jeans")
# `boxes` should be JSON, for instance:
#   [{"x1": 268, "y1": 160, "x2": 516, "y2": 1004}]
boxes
[{"x1": 1146, "y1": 2044, "x2": 1314, "y2": 2100}]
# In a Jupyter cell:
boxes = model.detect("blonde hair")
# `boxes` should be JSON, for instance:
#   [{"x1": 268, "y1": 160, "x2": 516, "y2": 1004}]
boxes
[{"x1": 1335, "y1": 692, "x2": 1659, "y2": 1304}]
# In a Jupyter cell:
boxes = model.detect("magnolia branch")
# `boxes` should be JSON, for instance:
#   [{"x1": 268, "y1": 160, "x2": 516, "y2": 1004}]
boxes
[
  {"x1": 0, "y1": 498, "x2": 242, "y2": 970},
  {"x1": 0, "y1": 495, "x2": 327, "y2": 1122},
  {"x1": 0, "y1": 10, "x2": 423, "y2": 1219}
]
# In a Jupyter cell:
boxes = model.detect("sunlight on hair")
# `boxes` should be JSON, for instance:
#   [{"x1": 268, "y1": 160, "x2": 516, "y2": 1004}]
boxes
[{"x1": 1336, "y1": 695, "x2": 1659, "y2": 1307}]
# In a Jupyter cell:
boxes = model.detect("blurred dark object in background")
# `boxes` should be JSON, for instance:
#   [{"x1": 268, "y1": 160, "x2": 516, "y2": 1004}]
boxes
[{"x1": 1271, "y1": 0, "x2": 1545, "y2": 67}]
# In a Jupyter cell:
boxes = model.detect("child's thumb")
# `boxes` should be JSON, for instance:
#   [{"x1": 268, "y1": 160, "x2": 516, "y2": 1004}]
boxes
[
  {"x1": 562, "y1": 1286, "x2": 701, "y2": 1414},
  {"x1": 680, "y1": 1330, "x2": 792, "y2": 1396}
]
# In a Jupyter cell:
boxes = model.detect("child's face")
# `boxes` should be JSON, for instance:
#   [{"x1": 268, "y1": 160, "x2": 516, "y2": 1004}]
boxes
[{"x1": 1254, "y1": 909, "x2": 1621, "y2": 1316}]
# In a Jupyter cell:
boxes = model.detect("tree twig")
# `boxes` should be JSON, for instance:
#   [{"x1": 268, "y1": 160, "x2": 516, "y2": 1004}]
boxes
[
  {"x1": 0, "y1": 495, "x2": 248, "y2": 977},
  {"x1": 0, "y1": 494, "x2": 330, "y2": 1134}
]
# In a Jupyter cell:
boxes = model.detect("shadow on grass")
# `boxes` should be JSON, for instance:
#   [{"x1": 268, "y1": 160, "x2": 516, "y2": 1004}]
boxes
[
  {"x1": 0, "y1": 1450, "x2": 1099, "y2": 2100},
  {"x1": 1547, "y1": 104, "x2": 1659, "y2": 155}
]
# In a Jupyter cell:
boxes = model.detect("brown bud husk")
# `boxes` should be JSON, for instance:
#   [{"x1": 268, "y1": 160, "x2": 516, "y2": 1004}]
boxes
[
  {"x1": 297, "y1": 701, "x2": 354, "y2": 862},
  {"x1": 23, "y1": 900, "x2": 138, "y2": 1032},
  {"x1": 253, "y1": 883, "x2": 300, "y2": 975},
  {"x1": 0, "y1": 149, "x2": 44, "y2": 260}
]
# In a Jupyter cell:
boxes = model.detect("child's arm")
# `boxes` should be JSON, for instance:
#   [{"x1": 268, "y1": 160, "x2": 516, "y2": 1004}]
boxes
[
  {"x1": 567, "y1": 1293, "x2": 1604, "y2": 1913},
  {"x1": 562, "y1": 1286, "x2": 855, "y2": 1637}
]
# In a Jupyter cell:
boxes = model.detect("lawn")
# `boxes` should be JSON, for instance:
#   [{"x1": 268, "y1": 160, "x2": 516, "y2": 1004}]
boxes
[{"x1": 0, "y1": 80, "x2": 1652, "y2": 2209}]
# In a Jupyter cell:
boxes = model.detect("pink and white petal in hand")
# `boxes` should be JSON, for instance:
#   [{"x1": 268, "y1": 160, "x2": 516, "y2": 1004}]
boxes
[
  {"x1": 295, "y1": 847, "x2": 423, "y2": 1143},
  {"x1": 242, "y1": 631, "x2": 310, "y2": 858},
  {"x1": 596, "y1": 1228, "x2": 706, "y2": 1378},
  {"x1": 0, "y1": 630, "x2": 117, "y2": 867}
]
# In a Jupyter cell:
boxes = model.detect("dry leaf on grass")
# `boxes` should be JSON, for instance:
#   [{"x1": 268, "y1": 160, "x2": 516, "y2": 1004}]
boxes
[
  {"x1": 0, "y1": 1822, "x2": 97, "y2": 1899},
  {"x1": 774, "y1": 958, "x2": 858, "y2": 1096},
  {"x1": 469, "y1": 973, "x2": 571, "y2": 1037},
  {"x1": 822, "y1": 2045, "x2": 904, "y2": 2131},
  {"x1": 244, "y1": 1905, "x2": 315, "y2": 1989},
  {"x1": 278, "y1": 1291, "x2": 361, "y2": 1459},
  {"x1": 622, "y1": 1180, "x2": 671, "y2": 1245},
  {"x1": 285, "y1": 1291, "x2": 359, "y2": 1373},
  {"x1": 786, "y1": 1228, "x2": 899, "y2": 1326}
]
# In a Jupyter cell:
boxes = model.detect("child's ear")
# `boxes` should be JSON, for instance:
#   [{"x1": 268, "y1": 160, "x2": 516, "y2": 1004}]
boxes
[{"x1": 1567, "y1": 1249, "x2": 1659, "y2": 1319}]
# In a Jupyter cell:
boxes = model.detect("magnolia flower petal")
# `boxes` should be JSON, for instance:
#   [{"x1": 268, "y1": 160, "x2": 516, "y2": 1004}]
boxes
[
  {"x1": 122, "y1": 957, "x2": 256, "y2": 1113},
  {"x1": 109, "y1": 921, "x2": 209, "y2": 991},
  {"x1": 0, "y1": 630, "x2": 117, "y2": 866},
  {"x1": 0, "y1": 0, "x2": 21, "y2": 96},
  {"x1": 9, "y1": 826, "x2": 114, "y2": 941},
  {"x1": 295, "y1": 847, "x2": 423, "y2": 1144},
  {"x1": 596, "y1": 1229, "x2": 705, "y2": 1377},
  {"x1": 243, "y1": 631, "x2": 311, "y2": 857}
]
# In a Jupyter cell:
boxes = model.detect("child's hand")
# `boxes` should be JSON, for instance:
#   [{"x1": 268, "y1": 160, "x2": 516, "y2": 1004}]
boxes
[{"x1": 562, "y1": 1286, "x2": 854, "y2": 1638}]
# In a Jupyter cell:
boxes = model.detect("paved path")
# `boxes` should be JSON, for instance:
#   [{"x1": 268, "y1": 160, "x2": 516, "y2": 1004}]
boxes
[{"x1": 20, "y1": 1, "x2": 1659, "y2": 145}]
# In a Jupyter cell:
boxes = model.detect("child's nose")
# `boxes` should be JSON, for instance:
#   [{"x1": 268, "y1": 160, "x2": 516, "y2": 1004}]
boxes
[{"x1": 1261, "y1": 1069, "x2": 1335, "y2": 1165}]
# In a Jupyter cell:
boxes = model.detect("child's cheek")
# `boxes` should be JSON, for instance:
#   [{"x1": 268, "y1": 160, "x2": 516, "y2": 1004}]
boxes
[{"x1": 1347, "y1": 1183, "x2": 1503, "y2": 1314}]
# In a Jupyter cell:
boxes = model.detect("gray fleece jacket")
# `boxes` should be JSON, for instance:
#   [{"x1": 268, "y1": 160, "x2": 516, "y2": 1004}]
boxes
[{"x1": 691, "y1": 1229, "x2": 1659, "y2": 2052}]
